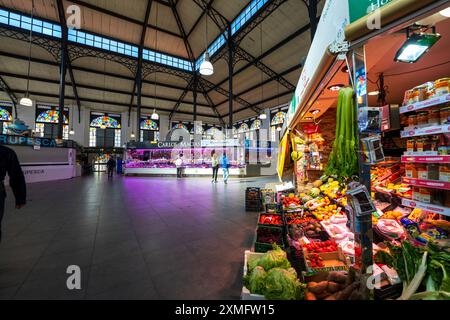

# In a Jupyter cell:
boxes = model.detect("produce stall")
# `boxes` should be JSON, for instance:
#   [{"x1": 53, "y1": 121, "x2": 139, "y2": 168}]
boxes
[{"x1": 241, "y1": 0, "x2": 450, "y2": 301}]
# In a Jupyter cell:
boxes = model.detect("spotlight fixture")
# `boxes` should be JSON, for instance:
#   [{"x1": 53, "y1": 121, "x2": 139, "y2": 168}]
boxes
[
  {"x1": 276, "y1": 126, "x2": 282, "y2": 132},
  {"x1": 341, "y1": 65, "x2": 349, "y2": 73},
  {"x1": 310, "y1": 109, "x2": 320, "y2": 115},
  {"x1": 199, "y1": 52, "x2": 214, "y2": 76},
  {"x1": 131, "y1": 132, "x2": 136, "y2": 138},
  {"x1": 328, "y1": 84, "x2": 345, "y2": 91},
  {"x1": 69, "y1": 128, "x2": 75, "y2": 135},
  {"x1": 259, "y1": 113, "x2": 267, "y2": 120},
  {"x1": 440, "y1": 7, "x2": 450, "y2": 17},
  {"x1": 368, "y1": 91, "x2": 380, "y2": 96},
  {"x1": 395, "y1": 27, "x2": 441, "y2": 63}
]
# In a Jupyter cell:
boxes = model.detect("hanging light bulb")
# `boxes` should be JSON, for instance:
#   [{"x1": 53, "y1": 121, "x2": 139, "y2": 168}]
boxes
[
  {"x1": 151, "y1": 108, "x2": 159, "y2": 120},
  {"x1": 22, "y1": 0, "x2": 35, "y2": 107},
  {"x1": 276, "y1": 126, "x2": 282, "y2": 132},
  {"x1": 259, "y1": 113, "x2": 267, "y2": 120},
  {"x1": 131, "y1": 132, "x2": 136, "y2": 138},
  {"x1": 69, "y1": 128, "x2": 75, "y2": 135},
  {"x1": 20, "y1": 93, "x2": 33, "y2": 107},
  {"x1": 200, "y1": 52, "x2": 214, "y2": 76},
  {"x1": 200, "y1": 13, "x2": 214, "y2": 76}
]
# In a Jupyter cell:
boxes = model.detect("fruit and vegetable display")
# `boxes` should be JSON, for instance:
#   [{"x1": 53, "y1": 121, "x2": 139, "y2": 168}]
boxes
[
  {"x1": 281, "y1": 194, "x2": 302, "y2": 209},
  {"x1": 325, "y1": 87, "x2": 359, "y2": 179},
  {"x1": 304, "y1": 241, "x2": 338, "y2": 254},
  {"x1": 259, "y1": 214, "x2": 283, "y2": 226},
  {"x1": 375, "y1": 241, "x2": 450, "y2": 300},
  {"x1": 299, "y1": 219, "x2": 327, "y2": 240},
  {"x1": 256, "y1": 227, "x2": 284, "y2": 245},
  {"x1": 305, "y1": 269, "x2": 369, "y2": 300},
  {"x1": 243, "y1": 245, "x2": 306, "y2": 300}
]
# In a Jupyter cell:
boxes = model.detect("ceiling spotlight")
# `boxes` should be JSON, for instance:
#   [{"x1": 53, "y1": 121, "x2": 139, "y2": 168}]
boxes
[
  {"x1": 131, "y1": 132, "x2": 136, "y2": 138},
  {"x1": 310, "y1": 109, "x2": 320, "y2": 115},
  {"x1": 259, "y1": 113, "x2": 267, "y2": 120},
  {"x1": 440, "y1": 7, "x2": 450, "y2": 17},
  {"x1": 69, "y1": 128, "x2": 75, "y2": 135},
  {"x1": 368, "y1": 91, "x2": 380, "y2": 96},
  {"x1": 199, "y1": 52, "x2": 214, "y2": 76},
  {"x1": 276, "y1": 126, "x2": 282, "y2": 132},
  {"x1": 395, "y1": 28, "x2": 441, "y2": 63},
  {"x1": 328, "y1": 84, "x2": 345, "y2": 91}
]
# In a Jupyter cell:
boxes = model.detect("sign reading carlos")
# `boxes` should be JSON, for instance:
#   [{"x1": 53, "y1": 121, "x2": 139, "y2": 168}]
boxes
[{"x1": 0, "y1": 134, "x2": 57, "y2": 148}]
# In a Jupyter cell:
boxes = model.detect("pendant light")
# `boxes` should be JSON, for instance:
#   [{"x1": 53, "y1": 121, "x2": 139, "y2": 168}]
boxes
[
  {"x1": 20, "y1": 0, "x2": 35, "y2": 107},
  {"x1": 131, "y1": 132, "x2": 136, "y2": 139},
  {"x1": 151, "y1": 5, "x2": 159, "y2": 121},
  {"x1": 151, "y1": 108, "x2": 159, "y2": 120},
  {"x1": 257, "y1": 24, "x2": 265, "y2": 120},
  {"x1": 199, "y1": 12, "x2": 214, "y2": 76}
]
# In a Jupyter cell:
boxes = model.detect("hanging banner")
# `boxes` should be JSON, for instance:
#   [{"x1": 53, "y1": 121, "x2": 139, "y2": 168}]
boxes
[{"x1": 286, "y1": 0, "x2": 350, "y2": 127}]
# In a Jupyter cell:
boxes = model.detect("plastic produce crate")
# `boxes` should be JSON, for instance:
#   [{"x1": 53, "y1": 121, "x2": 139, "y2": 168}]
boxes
[{"x1": 241, "y1": 250, "x2": 266, "y2": 300}]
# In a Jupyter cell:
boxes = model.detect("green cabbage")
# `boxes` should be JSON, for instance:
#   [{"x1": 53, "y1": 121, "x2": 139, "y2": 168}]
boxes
[
  {"x1": 264, "y1": 268, "x2": 304, "y2": 300},
  {"x1": 248, "y1": 266, "x2": 267, "y2": 295},
  {"x1": 256, "y1": 245, "x2": 291, "y2": 271}
]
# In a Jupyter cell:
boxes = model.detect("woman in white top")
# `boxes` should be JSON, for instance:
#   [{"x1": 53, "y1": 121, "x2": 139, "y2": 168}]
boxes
[
  {"x1": 211, "y1": 150, "x2": 219, "y2": 183},
  {"x1": 175, "y1": 154, "x2": 183, "y2": 178}
]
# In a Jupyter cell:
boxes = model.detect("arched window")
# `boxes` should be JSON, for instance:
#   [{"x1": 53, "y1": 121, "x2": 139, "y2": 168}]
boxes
[
  {"x1": 250, "y1": 119, "x2": 262, "y2": 130},
  {"x1": 140, "y1": 119, "x2": 159, "y2": 142},
  {"x1": 271, "y1": 111, "x2": 286, "y2": 126},
  {"x1": 89, "y1": 114, "x2": 121, "y2": 147},
  {"x1": 35, "y1": 107, "x2": 69, "y2": 140},
  {"x1": 90, "y1": 116, "x2": 121, "y2": 129},
  {"x1": 270, "y1": 111, "x2": 286, "y2": 141},
  {"x1": 204, "y1": 127, "x2": 222, "y2": 140},
  {"x1": 172, "y1": 123, "x2": 188, "y2": 131},
  {"x1": 238, "y1": 123, "x2": 249, "y2": 133},
  {"x1": 0, "y1": 106, "x2": 13, "y2": 134}
]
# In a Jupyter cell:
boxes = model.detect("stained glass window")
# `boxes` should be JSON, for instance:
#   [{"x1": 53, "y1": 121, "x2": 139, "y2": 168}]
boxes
[
  {"x1": 36, "y1": 110, "x2": 68, "y2": 124},
  {"x1": 172, "y1": 123, "x2": 188, "y2": 131},
  {"x1": 141, "y1": 119, "x2": 159, "y2": 131},
  {"x1": 271, "y1": 111, "x2": 286, "y2": 126},
  {"x1": 238, "y1": 123, "x2": 250, "y2": 133},
  {"x1": 90, "y1": 116, "x2": 121, "y2": 128},
  {"x1": 0, "y1": 107, "x2": 12, "y2": 121},
  {"x1": 250, "y1": 119, "x2": 261, "y2": 130}
]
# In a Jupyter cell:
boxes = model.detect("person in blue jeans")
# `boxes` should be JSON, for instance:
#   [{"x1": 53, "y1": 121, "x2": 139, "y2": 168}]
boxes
[{"x1": 221, "y1": 153, "x2": 230, "y2": 184}]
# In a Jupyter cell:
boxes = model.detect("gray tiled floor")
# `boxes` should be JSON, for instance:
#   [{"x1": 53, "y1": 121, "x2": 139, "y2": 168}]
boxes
[{"x1": 0, "y1": 174, "x2": 274, "y2": 299}]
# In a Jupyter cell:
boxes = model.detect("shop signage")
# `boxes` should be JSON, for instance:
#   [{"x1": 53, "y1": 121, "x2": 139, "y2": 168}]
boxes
[
  {"x1": 348, "y1": 0, "x2": 397, "y2": 23},
  {"x1": 201, "y1": 139, "x2": 241, "y2": 147},
  {"x1": 287, "y1": 0, "x2": 349, "y2": 127},
  {"x1": 0, "y1": 134, "x2": 57, "y2": 148}
]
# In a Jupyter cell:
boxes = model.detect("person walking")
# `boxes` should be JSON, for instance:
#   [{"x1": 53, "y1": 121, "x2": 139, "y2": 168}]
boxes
[
  {"x1": 175, "y1": 154, "x2": 183, "y2": 178},
  {"x1": 106, "y1": 155, "x2": 116, "y2": 179},
  {"x1": 0, "y1": 145, "x2": 26, "y2": 243},
  {"x1": 211, "y1": 150, "x2": 219, "y2": 183},
  {"x1": 221, "y1": 153, "x2": 230, "y2": 184}
]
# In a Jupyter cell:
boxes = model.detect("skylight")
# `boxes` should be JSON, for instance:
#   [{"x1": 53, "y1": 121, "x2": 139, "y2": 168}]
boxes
[{"x1": 0, "y1": 8, "x2": 192, "y2": 72}]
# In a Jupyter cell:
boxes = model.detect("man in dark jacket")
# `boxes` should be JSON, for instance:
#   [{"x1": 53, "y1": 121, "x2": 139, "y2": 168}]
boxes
[
  {"x1": 106, "y1": 156, "x2": 116, "y2": 179},
  {"x1": 0, "y1": 145, "x2": 26, "y2": 242}
]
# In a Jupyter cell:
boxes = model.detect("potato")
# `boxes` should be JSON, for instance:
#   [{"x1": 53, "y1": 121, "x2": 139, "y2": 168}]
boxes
[
  {"x1": 324, "y1": 293, "x2": 337, "y2": 300},
  {"x1": 315, "y1": 290, "x2": 331, "y2": 300},
  {"x1": 327, "y1": 271, "x2": 348, "y2": 284},
  {"x1": 336, "y1": 282, "x2": 359, "y2": 300},
  {"x1": 327, "y1": 281, "x2": 340, "y2": 293},
  {"x1": 308, "y1": 281, "x2": 328, "y2": 294}
]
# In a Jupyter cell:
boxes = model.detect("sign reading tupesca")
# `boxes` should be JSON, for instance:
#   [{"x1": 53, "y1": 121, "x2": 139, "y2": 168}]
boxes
[{"x1": 0, "y1": 134, "x2": 57, "y2": 148}]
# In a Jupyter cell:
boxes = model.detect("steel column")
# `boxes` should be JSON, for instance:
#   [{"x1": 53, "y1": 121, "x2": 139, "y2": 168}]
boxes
[
  {"x1": 227, "y1": 26, "x2": 233, "y2": 129},
  {"x1": 56, "y1": 0, "x2": 67, "y2": 140}
]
